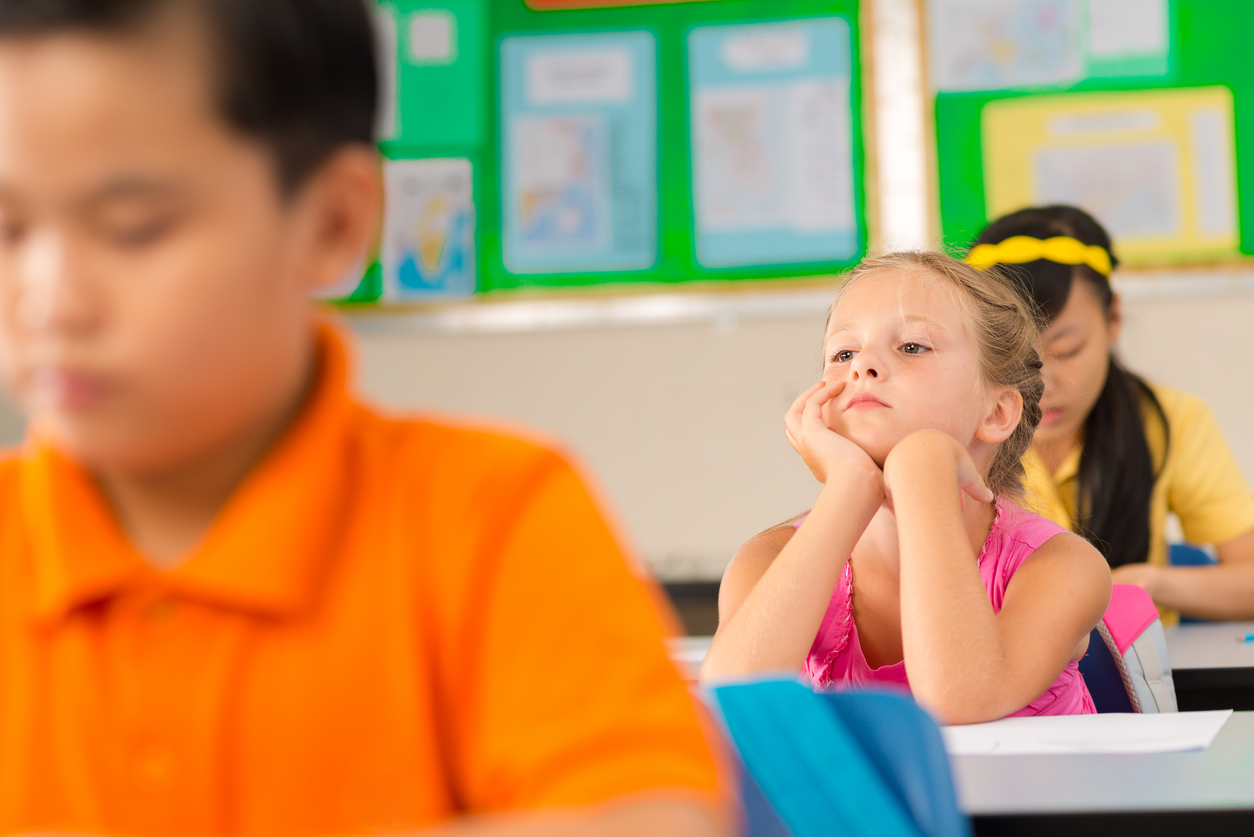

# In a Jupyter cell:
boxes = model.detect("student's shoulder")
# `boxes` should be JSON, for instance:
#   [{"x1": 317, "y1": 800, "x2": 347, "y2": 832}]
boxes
[
  {"x1": 721, "y1": 518, "x2": 802, "y2": 605},
  {"x1": 0, "y1": 449, "x2": 22, "y2": 498},
  {"x1": 1143, "y1": 381, "x2": 1214, "y2": 426},
  {"x1": 348, "y1": 402, "x2": 575, "y2": 496},
  {"x1": 0, "y1": 450, "x2": 28, "y2": 531}
]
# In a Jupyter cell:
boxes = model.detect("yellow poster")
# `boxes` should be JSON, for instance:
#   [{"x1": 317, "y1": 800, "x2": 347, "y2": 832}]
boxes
[{"x1": 982, "y1": 86, "x2": 1239, "y2": 265}]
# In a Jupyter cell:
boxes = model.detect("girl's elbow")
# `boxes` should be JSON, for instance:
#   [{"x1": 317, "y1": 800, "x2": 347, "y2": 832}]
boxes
[
  {"x1": 915, "y1": 693, "x2": 993, "y2": 725},
  {"x1": 912, "y1": 675, "x2": 1018, "y2": 725}
]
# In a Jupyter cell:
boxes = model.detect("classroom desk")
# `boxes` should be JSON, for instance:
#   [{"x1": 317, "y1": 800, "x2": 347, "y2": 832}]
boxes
[
  {"x1": 1165, "y1": 621, "x2": 1254, "y2": 711},
  {"x1": 675, "y1": 639, "x2": 1254, "y2": 833},
  {"x1": 666, "y1": 635, "x2": 712, "y2": 682},
  {"x1": 955, "y1": 711, "x2": 1254, "y2": 836}
]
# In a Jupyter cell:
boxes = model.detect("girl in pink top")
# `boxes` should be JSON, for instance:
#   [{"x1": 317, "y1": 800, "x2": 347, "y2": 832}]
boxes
[{"x1": 701, "y1": 252, "x2": 1111, "y2": 724}]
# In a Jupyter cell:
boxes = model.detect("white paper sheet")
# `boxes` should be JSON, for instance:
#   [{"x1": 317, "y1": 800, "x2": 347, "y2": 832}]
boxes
[{"x1": 942, "y1": 710, "x2": 1232, "y2": 756}]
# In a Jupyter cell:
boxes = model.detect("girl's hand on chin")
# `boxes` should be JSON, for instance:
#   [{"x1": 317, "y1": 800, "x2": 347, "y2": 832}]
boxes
[
  {"x1": 882, "y1": 430, "x2": 995, "y2": 510},
  {"x1": 785, "y1": 380, "x2": 883, "y2": 489}
]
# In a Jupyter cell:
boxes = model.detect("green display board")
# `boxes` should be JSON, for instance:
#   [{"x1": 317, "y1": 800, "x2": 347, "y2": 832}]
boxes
[
  {"x1": 933, "y1": 0, "x2": 1254, "y2": 263},
  {"x1": 349, "y1": 0, "x2": 866, "y2": 302}
]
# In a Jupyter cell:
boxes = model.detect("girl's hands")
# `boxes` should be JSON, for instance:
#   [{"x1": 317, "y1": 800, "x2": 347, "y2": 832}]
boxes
[
  {"x1": 785, "y1": 380, "x2": 883, "y2": 488},
  {"x1": 882, "y1": 429, "x2": 994, "y2": 511}
]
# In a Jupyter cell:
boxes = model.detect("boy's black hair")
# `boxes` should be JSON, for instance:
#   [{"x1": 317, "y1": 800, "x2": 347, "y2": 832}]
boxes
[
  {"x1": 0, "y1": 0, "x2": 379, "y2": 194},
  {"x1": 974, "y1": 205, "x2": 1168, "y2": 571}
]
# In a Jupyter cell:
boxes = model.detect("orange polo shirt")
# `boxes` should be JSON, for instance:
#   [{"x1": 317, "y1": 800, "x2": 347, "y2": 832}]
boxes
[{"x1": 0, "y1": 324, "x2": 722, "y2": 835}]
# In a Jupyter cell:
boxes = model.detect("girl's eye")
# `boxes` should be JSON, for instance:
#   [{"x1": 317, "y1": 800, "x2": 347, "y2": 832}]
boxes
[
  {"x1": 901, "y1": 342, "x2": 930, "y2": 355},
  {"x1": 832, "y1": 350, "x2": 855, "y2": 363}
]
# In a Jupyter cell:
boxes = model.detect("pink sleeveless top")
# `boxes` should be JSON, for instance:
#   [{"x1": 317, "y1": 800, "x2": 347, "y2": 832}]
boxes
[{"x1": 800, "y1": 498, "x2": 1096, "y2": 717}]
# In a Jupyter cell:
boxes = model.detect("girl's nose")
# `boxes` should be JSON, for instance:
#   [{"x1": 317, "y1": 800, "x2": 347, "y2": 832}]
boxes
[{"x1": 851, "y1": 353, "x2": 880, "y2": 380}]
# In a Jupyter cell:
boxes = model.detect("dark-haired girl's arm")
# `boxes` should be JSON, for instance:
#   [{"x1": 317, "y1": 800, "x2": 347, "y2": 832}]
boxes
[{"x1": 1114, "y1": 529, "x2": 1254, "y2": 619}]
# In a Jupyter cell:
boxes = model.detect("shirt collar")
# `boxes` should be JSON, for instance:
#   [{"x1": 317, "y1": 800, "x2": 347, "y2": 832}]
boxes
[
  {"x1": 23, "y1": 320, "x2": 358, "y2": 624},
  {"x1": 1023, "y1": 441, "x2": 1082, "y2": 484}
]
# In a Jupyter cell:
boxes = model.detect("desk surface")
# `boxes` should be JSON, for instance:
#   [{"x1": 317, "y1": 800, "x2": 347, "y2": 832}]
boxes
[
  {"x1": 952, "y1": 711, "x2": 1254, "y2": 816},
  {"x1": 1166, "y1": 621, "x2": 1254, "y2": 670},
  {"x1": 666, "y1": 636, "x2": 712, "y2": 681},
  {"x1": 680, "y1": 623, "x2": 1254, "y2": 674}
]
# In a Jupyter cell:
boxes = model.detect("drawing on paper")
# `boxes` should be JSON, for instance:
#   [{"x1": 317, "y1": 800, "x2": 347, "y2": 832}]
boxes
[
  {"x1": 512, "y1": 116, "x2": 609, "y2": 250},
  {"x1": 689, "y1": 18, "x2": 857, "y2": 268},
  {"x1": 500, "y1": 32, "x2": 657, "y2": 275},
  {"x1": 382, "y1": 158, "x2": 475, "y2": 299},
  {"x1": 929, "y1": 0, "x2": 1170, "y2": 92},
  {"x1": 982, "y1": 86, "x2": 1238, "y2": 264}
]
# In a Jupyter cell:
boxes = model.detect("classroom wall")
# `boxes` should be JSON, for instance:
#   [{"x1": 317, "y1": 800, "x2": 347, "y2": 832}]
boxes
[
  {"x1": 344, "y1": 267, "x2": 1254, "y2": 580},
  {"x1": 0, "y1": 268, "x2": 1245, "y2": 578}
]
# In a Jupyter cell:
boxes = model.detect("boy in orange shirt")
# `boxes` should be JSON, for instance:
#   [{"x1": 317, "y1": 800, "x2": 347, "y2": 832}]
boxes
[{"x1": 0, "y1": 1, "x2": 728, "y2": 834}]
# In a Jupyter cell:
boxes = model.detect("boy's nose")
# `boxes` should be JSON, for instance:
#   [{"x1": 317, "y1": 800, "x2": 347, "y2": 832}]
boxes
[{"x1": 16, "y1": 231, "x2": 97, "y2": 335}]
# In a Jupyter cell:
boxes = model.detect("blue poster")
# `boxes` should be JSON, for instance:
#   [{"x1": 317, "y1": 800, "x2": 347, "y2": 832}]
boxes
[
  {"x1": 382, "y1": 158, "x2": 476, "y2": 299},
  {"x1": 501, "y1": 32, "x2": 657, "y2": 274},
  {"x1": 689, "y1": 19, "x2": 858, "y2": 268}
]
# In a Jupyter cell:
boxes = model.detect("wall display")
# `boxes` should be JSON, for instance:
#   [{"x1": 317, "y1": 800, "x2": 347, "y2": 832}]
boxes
[
  {"x1": 500, "y1": 31, "x2": 657, "y2": 274},
  {"x1": 934, "y1": 0, "x2": 1254, "y2": 261},
  {"x1": 341, "y1": 0, "x2": 865, "y2": 303},
  {"x1": 381, "y1": 159, "x2": 476, "y2": 299},
  {"x1": 982, "y1": 87, "x2": 1236, "y2": 264},
  {"x1": 376, "y1": 0, "x2": 488, "y2": 149},
  {"x1": 688, "y1": 18, "x2": 857, "y2": 268},
  {"x1": 929, "y1": 0, "x2": 1170, "y2": 93},
  {"x1": 526, "y1": 0, "x2": 715, "y2": 7}
]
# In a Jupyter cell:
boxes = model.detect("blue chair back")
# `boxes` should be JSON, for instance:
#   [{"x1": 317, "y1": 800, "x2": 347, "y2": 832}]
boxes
[
  {"x1": 1170, "y1": 543, "x2": 1216, "y2": 566},
  {"x1": 1076, "y1": 627, "x2": 1136, "y2": 713},
  {"x1": 707, "y1": 679, "x2": 970, "y2": 837}
]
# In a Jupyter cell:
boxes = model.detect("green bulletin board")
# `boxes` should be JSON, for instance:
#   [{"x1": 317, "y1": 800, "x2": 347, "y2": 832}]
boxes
[
  {"x1": 932, "y1": 0, "x2": 1254, "y2": 264},
  {"x1": 350, "y1": 0, "x2": 866, "y2": 303}
]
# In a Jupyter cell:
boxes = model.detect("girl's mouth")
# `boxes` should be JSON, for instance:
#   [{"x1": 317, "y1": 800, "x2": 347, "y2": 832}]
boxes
[
  {"x1": 845, "y1": 392, "x2": 888, "y2": 411},
  {"x1": 1039, "y1": 407, "x2": 1065, "y2": 427}
]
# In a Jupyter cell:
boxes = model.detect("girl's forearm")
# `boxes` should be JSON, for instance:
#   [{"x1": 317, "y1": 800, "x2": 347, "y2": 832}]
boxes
[
  {"x1": 892, "y1": 457, "x2": 1012, "y2": 723},
  {"x1": 700, "y1": 475, "x2": 880, "y2": 680},
  {"x1": 1149, "y1": 562, "x2": 1254, "y2": 620}
]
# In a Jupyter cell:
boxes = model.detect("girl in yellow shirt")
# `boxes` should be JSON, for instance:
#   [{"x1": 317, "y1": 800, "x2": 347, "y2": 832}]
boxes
[{"x1": 969, "y1": 205, "x2": 1254, "y2": 622}]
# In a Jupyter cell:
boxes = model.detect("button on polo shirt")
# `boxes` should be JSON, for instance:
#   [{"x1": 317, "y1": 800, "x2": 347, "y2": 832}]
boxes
[{"x1": 0, "y1": 323, "x2": 722, "y2": 835}]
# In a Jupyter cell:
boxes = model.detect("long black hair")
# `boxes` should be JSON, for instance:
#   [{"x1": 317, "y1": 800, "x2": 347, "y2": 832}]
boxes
[{"x1": 973, "y1": 205, "x2": 1167, "y2": 569}]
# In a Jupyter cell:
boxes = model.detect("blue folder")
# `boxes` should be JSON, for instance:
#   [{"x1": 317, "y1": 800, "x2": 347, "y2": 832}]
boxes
[{"x1": 708, "y1": 679, "x2": 970, "y2": 837}]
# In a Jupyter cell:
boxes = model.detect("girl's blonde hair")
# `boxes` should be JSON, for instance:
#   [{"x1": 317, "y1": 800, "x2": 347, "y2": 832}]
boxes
[{"x1": 832, "y1": 251, "x2": 1045, "y2": 497}]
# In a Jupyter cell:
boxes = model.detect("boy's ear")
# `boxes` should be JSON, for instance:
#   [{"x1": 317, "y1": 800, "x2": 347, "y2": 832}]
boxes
[
  {"x1": 294, "y1": 145, "x2": 382, "y2": 296},
  {"x1": 975, "y1": 387, "x2": 1022, "y2": 446}
]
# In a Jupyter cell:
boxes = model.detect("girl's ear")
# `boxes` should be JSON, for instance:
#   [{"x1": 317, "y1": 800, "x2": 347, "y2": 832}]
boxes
[{"x1": 975, "y1": 387, "x2": 1022, "y2": 445}]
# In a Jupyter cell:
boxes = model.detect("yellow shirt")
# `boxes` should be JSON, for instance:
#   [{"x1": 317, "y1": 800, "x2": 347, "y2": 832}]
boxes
[{"x1": 1022, "y1": 383, "x2": 1254, "y2": 625}]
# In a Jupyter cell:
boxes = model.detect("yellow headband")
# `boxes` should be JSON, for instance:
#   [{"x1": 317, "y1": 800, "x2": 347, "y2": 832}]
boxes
[{"x1": 965, "y1": 235, "x2": 1113, "y2": 277}]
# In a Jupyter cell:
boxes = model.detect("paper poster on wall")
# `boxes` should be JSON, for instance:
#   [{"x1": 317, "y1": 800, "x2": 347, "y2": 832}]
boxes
[
  {"x1": 500, "y1": 32, "x2": 656, "y2": 275},
  {"x1": 928, "y1": 0, "x2": 1169, "y2": 93},
  {"x1": 688, "y1": 18, "x2": 857, "y2": 269},
  {"x1": 381, "y1": 158, "x2": 475, "y2": 299},
  {"x1": 526, "y1": 0, "x2": 715, "y2": 7},
  {"x1": 981, "y1": 86, "x2": 1238, "y2": 264},
  {"x1": 375, "y1": 0, "x2": 487, "y2": 149}
]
